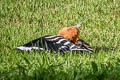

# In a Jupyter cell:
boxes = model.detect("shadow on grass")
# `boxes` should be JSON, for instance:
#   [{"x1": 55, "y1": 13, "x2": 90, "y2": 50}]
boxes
[{"x1": 93, "y1": 46, "x2": 116, "y2": 53}]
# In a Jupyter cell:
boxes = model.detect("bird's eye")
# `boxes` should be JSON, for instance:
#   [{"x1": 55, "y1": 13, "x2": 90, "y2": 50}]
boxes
[{"x1": 72, "y1": 35, "x2": 77, "y2": 38}]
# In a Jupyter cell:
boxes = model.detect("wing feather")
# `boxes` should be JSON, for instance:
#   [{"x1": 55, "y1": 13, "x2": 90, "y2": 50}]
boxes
[{"x1": 16, "y1": 35, "x2": 93, "y2": 53}]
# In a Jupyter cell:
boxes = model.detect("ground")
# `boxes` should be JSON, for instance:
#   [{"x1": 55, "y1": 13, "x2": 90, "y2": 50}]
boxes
[{"x1": 0, "y1": 0, "x2": 120, "y2": 80}]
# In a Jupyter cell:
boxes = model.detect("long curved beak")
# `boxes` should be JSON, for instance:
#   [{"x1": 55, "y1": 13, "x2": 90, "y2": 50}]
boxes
[{"x1": 76, "y1": 16, "x2": 87, "y2": 28}]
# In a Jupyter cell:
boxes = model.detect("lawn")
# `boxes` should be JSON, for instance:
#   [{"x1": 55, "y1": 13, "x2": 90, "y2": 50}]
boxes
[{"x1": 0, "y1": 0, "x2": 120, "y2": 80}]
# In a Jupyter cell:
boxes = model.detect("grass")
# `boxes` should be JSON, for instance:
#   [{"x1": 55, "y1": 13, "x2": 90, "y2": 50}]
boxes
[{"x1": 0, "y1": 0, "x2": 120, "y2": 80}]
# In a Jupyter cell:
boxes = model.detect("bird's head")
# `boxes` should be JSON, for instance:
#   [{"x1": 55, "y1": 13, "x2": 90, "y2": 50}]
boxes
[
  {"x1": 58, "y1": 26, "x2": 79, "y2": 44},
  {"x1": 58, "y1": 16, "x2": 87, "y2": 44}
]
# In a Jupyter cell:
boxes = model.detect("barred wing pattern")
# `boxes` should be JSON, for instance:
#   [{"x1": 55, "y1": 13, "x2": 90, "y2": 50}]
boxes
[{"x1": 16, "y1": 35, "x2": 93, "y2": 53}]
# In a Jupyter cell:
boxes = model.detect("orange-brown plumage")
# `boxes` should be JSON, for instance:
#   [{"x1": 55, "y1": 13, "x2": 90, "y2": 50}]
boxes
[{"x1": 58, "y1": 26, "x2": 80, "y2": 44}]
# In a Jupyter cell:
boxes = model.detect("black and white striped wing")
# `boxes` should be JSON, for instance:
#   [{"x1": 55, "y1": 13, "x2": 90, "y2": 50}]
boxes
[
  {"x1": 72, "y1": 39, "x2": 93, "y2": 53},
  {"x1": 16, "y1": 35, "x2": 93, "y2": 53},
  {"x1": 16, "y1": 35, "x2": 73, "y2": 53}
]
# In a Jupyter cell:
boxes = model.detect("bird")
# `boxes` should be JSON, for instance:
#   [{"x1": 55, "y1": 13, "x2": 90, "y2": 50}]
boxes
[{"x1": 16, "y1": 17, "x2": 93, "y2": 54}]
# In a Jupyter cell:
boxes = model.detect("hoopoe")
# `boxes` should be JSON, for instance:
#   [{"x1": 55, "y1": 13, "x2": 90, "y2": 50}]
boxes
[{"x1": 16, "y1": 18, "x2": 93, "y2": 53}]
